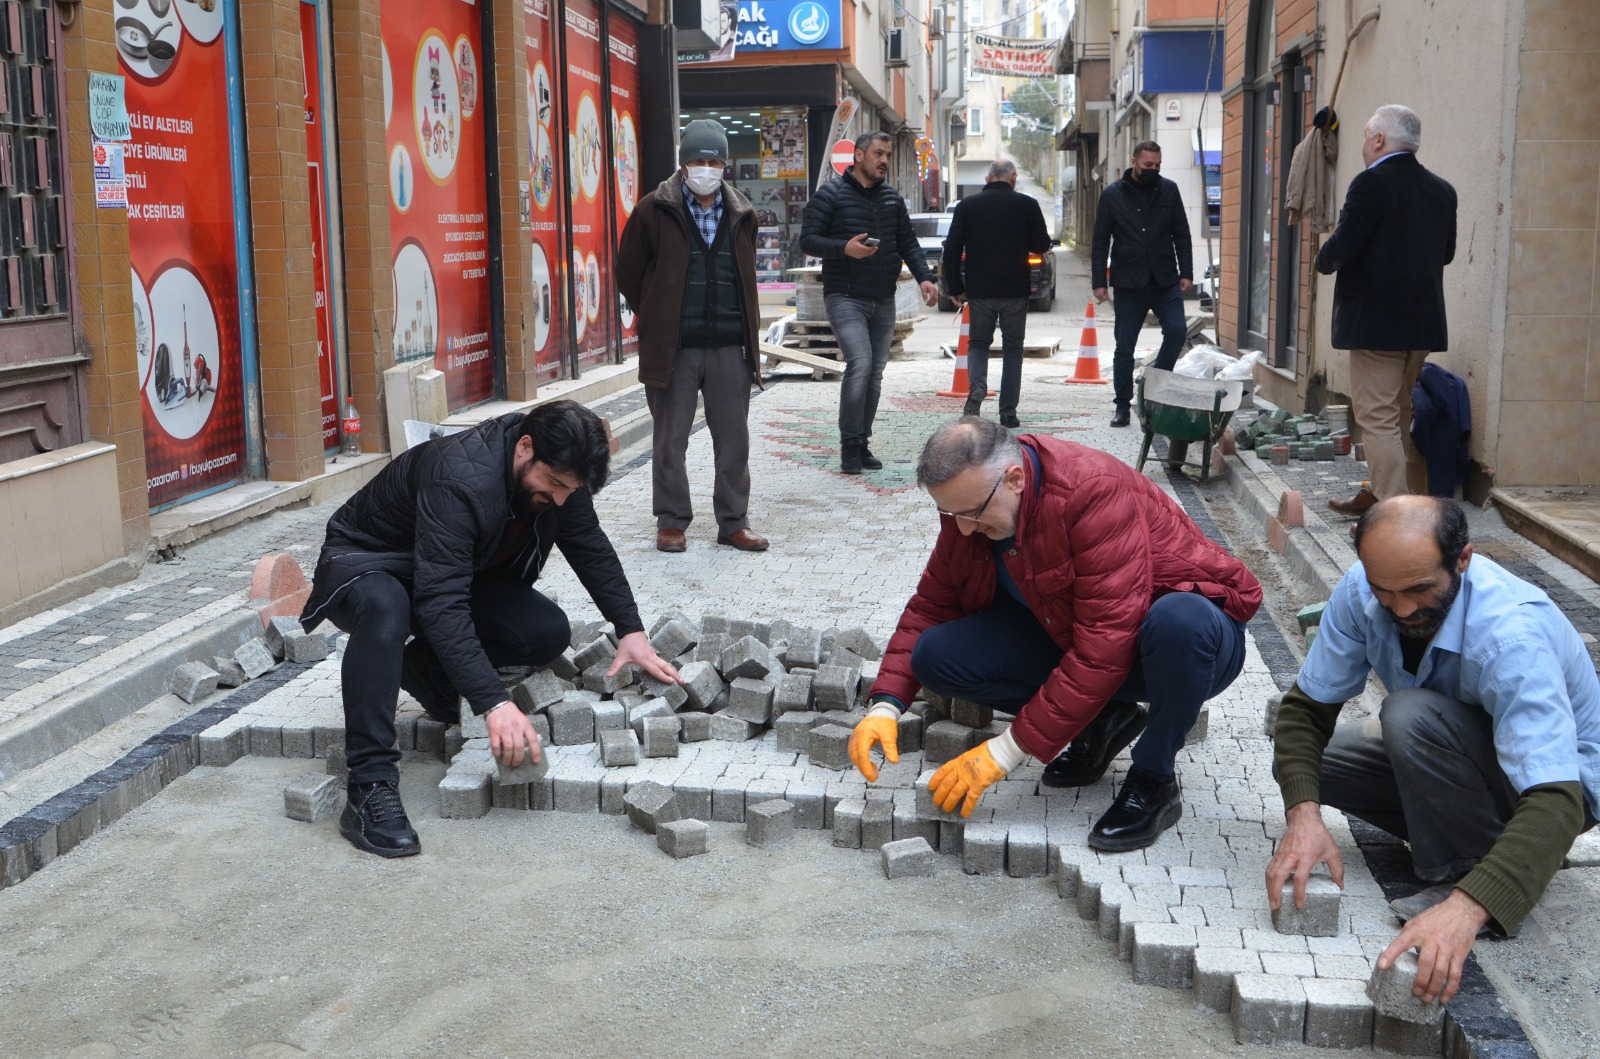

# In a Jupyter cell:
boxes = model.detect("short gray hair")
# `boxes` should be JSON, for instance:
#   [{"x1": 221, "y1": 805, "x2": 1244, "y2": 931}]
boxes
[
  {"x1": 1368, "y1": 105, "x2": 1422, "y2": 152},
  {"x1": 986, "y1": 159, "x2": 1017, "y2": 181},
  {"x1": 917, "y1": 417, "x2": 1021, "y2": 488}
]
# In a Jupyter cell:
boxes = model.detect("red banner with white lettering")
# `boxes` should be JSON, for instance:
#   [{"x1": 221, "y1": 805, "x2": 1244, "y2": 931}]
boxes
[
  {"x1": 971, "y1": 33, "x2": 1061, "y2": 78},
  {"x1": 609, "y1": 14, "x2": 641, "y2": 359},
  {"x1": 525, "y1": 0, "x2": 569, "y2": 383},
  {"x1": 564, "y1": 0, "x2": 612, "y2": 371},
  {"x1": 383, "y1": 0, "x2": 495, "y2": 409},
  {"x1": 120, "y1": 0, "x2": 247, "y2": 508}
]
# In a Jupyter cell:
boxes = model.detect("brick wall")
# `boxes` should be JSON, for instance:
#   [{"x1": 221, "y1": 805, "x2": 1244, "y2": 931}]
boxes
[{"x1": 490, "y1": 0, "x2": 535, "y2": 401}]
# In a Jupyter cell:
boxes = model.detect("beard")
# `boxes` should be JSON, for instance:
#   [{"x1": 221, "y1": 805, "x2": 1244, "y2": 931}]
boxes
[
  {"x1": 512, "y1": 490, "x2": 551, "y2": 517},
  {"x1": 1387, "y1": 570, "x2": 1461, "y2": 641}
]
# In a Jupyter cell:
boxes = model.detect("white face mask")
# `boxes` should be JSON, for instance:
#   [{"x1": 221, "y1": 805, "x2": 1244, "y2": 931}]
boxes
[{"x1": 684, "y1": 166, "x2": 722, "y2": 196}]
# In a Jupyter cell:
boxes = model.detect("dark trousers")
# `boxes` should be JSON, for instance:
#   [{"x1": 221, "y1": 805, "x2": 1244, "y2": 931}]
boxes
[
  {"x1": 964, "y1": 296, "x2": 1029, "y2": 418},
  {"x1": 321, "y1": 572, "x2": 571, "y2": 784},
  {"x1": 1319, "y1": 688, "x2": 1525, "y2": 882},
  {"x1": 1111, "y1": 280, "x2": 1186, "y2": 412},
  {"x1": 910, "y1": 591, "x2": 1247, "y2": 779},
  {"x1": 826, "y1": 293, "x2": 898, "y2": 447},
  {"x1": 646, "y1": 344, "x2": 752, "y2": 534}
]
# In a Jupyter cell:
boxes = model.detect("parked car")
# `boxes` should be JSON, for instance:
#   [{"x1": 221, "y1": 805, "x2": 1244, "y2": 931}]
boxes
[
  {"x1": 914, "y1": 212, "x2": 1059, "y2": 313},
  {"x1": 1198, "y1": 259, "x2": 1220, "y2": 313},
  {"x1": 1027, "y1": 248, "x2": 1056, "y2": 312}
]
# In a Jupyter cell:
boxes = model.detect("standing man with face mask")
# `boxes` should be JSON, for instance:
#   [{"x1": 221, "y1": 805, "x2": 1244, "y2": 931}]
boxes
[
  {"x1": 1267, "y1": 496, "x2": 1598, "y2": 1007},
  {"x1": 617, "y1": 118, "x2": 768, "y2": 554},
  {"x1": 299, "y1": 401, "x2": 679, "y2": 858},
  {"x1": 800, "y1": 131, "x2": 938, "y2": 474},
  {"x1": 1091, "y1": 140, "x2": 1194, "y2": 431}
]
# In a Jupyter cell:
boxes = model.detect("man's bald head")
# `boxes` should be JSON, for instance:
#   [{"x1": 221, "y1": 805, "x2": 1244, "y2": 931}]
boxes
[{"x1": 1354, "y1": 495, "x2": 1470, "y2": 570}]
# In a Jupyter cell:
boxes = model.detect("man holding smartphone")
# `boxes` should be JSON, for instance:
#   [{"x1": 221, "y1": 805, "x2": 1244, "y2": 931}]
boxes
[{"x1": 801, "y1": 132, "x2": 938, "y2": 474}]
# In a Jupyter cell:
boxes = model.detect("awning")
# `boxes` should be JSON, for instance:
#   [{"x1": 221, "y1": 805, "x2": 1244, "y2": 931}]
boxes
[{"x1": 1194, "y1": 149, "x2": 1221, "y2": 166}]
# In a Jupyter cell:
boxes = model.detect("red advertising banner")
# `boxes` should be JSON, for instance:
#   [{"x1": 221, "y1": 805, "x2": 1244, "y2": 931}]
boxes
[
  {"x1": 300, "y1": 0, "x2": 339, "y2": 451},
  {"x1": 564, "y1": 0, "x2": 612, "y2": 371},
  {"x1": 383, "y1": 0, "x2": 495, "y2": 410},
  {"x1": 119, "y1": 0, "x2": 247, "y2": 508},
  {"x1": 608, "y1": 14, "x2": 641, "y2": 359},
  {"x1": 524, "y1": 0, "x2": 568, "y2": 383}
]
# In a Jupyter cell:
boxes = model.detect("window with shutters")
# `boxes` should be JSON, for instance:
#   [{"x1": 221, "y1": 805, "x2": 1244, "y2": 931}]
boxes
[{"x1": 0, "y1": 0, "x2": 80, "y2": 465}]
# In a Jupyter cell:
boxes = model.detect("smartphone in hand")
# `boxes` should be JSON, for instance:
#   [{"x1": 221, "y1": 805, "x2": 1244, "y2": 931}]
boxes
[{"x1": 863, "y1": 237, "x2": 880, "y2": 247}]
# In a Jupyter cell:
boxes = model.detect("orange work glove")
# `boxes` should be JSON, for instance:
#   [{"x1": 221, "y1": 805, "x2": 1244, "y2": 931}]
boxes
[
  {"x1": 849, "y1": 713, "x2": 901, "y2": 782},
  {"x1": 929, "y1": 741, "x2": 1009, "y2": 818}
]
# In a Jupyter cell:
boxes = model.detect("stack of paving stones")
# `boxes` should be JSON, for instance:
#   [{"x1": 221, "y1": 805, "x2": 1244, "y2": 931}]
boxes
[
  {"x1": 197, "y1": 614, "x2": 1446, "y2": 1055},
  {"x1": 1232, "y1": 406, "x2": 1356, "y2": 467}
]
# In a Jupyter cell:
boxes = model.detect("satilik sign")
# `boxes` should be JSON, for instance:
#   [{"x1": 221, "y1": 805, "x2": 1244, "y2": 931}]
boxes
[
  {"x1": 734, "y1": 0, "x2": 841, "y2": 51},
  {"x1": 971, "y1": 33, "x2": 1060, "y2": 78}
]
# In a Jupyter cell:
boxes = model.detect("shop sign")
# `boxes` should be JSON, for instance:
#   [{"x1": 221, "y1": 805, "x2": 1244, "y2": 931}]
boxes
[
  {"x1": 971, "y1": 33, "x2": 1060, "y2": 78},
  {"x1": 734, "y1": 0, "x2": 841, "y2": 51}
]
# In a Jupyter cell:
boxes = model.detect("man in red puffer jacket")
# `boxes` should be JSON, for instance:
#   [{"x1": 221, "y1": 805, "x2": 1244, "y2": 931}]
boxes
[{"x1": 849, "y1": 417, "x2": 1262, "y2": 851}]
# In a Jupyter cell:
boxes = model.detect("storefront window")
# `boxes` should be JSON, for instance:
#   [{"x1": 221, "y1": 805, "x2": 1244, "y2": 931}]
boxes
[{"x1": 1241, "y1": 1, "x2": 1275, "y2": 353}]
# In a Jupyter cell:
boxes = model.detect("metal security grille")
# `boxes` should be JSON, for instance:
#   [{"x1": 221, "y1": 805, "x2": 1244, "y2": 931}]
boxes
[{"x1": 0, "y1": 0, "x2": 65, "y2": 320}]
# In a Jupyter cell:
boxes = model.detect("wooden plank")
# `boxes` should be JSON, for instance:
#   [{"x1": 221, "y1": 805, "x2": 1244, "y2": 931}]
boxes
[{"x1": 758, "y1": 341, "x2": 845, "y2": 375}]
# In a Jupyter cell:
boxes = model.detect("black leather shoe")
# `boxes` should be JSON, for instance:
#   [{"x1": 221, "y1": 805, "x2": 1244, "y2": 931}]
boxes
[
  {"x1": 840, "y1": 444, "x2": 863, "y2": 475},
  {"x1": 1040, "y1": 701, "x2": 1147, "y2": 788},
  {"x1": 1110, "y1": 410, "x2": 1131, "y2": 428},
  {"x1": 1000, "y1": 414, "x2": 1021, "y2": 429},
  {"x1": 859, "y1": 446, "x2": 884, "y2": 470},
  {"x1": 340, "y1": 780, "x2": 421, "y2": 858},
  {"x1": 400, "y1": 641, "x2": 459, "y2": 725},
  {"x1": 1088, "y1": 769, "x2": 1183, "y2": 852}
]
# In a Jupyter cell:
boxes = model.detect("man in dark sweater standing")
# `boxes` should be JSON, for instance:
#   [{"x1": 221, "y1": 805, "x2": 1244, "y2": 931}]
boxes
[
  {"x1": 617, "y1": 119, "x2": 768, "y2": 553},
  {"x1": 1268, "y1": 497, "x2": 1598, "y2": 1005},
  {"x1": 942, "y1": 159, "x2": 1052, "y2": 427},
  {"x1": 800, "y1": 131, "x2": 938, "y2": 474},
  {"x1": 1091, "y1": 140, "x2": 1194, "y2": 428}
]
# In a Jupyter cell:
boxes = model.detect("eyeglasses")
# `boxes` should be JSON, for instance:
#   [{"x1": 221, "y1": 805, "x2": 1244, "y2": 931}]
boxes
[{"x1": 936, "y1": 473, "x2": 1004, "y2": 523}]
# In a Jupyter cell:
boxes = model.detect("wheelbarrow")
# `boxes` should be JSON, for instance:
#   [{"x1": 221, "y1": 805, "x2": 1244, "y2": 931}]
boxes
[{"x1": 1135, "y1": 368, "x2": 1245, "y2": 484}]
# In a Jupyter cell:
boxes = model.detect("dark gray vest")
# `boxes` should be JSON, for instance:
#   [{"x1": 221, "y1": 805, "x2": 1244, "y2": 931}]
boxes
[{"x1": 680, "y1": 208, "x2": 745, "y2": 348}]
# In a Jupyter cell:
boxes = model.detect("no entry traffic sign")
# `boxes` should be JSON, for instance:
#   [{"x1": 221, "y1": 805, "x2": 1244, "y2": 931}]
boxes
[{"x1": 831, "y1": 138, "x2": 855, "y2": 175}]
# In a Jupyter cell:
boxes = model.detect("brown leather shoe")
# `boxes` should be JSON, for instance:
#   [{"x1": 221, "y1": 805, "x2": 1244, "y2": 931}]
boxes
[
  {"x1": 656, "y1": 528, "x2": 686, "y2": 552},
  {"x1": 716, "y1": 528, "x2": 769, "y2": 551},
  {"x1": 1327, "y1": 487, "x2": 1379, "y2": 517}
]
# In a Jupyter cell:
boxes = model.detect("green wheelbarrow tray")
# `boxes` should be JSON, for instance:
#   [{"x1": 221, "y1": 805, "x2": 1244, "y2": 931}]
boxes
[{"x1": 1135, "y1": 368, "x2": 1245, "y2": 484}]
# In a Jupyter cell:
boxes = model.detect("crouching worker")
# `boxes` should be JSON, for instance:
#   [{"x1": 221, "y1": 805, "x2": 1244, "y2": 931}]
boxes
[
  {"x1": 300, "y1": 400, "x2": 679, "y2": 858},
  {"x1": 848, "y1": 417, "x2": 1261, "y2": 850}
]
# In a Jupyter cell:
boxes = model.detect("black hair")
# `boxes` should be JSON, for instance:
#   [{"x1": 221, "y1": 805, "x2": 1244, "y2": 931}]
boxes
[
  {"x1": 1353, "y1": 496, "x2": 1469, "y2": 569},
  {"x1": 1132, "y1": 140, "x2": 1162, "y2": 158},
  {"x1": 854, "y1": 131, "x2": 892, "y2": 154},
  {"x1": 517, "y1": 399, "x2": 611, "y2": 494}
]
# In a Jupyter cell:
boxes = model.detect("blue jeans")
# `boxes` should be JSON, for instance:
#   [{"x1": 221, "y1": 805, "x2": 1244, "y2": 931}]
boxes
[
  {"x1": 965, "y1": 296, "x2": 1028, "y2": 418},
  {"x1": 826, "y1": 293, "x2": 898, "y2": 447},
  {"x1": 910, "y1": 591, "x2": 1247, "y2": 779},
  {"x1": 1111, "y1": 281, "x2": 1186, "y2": 412}
]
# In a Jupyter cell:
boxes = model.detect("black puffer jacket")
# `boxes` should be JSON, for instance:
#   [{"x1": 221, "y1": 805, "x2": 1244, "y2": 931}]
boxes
[
  {"x1": 1091, "y1": 169, "x2": 1193, "y2": 291},
  {"x1": 800, "y1": 167, "x2": 933, "y2": 300},
  {"x1": 300, "y1": 413, "x2": 642, "y2": 714}
]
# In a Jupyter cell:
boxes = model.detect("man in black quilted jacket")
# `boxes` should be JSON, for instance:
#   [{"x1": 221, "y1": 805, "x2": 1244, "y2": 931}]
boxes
[
  {"x1": 1091, "y1": 140, "x2": 1194, "y2": 429},
  {"x1": 300, "y1": 400, "x2": 678, "y2": 858},
  {"x1": 800, "y1": 131, "x2": 938, "y2": 474}
]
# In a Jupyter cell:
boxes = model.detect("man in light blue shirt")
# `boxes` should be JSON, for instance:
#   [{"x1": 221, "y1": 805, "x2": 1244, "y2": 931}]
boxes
[{"x1": 1267, "y1": 496, "x2": 1598, "y2": 1006}]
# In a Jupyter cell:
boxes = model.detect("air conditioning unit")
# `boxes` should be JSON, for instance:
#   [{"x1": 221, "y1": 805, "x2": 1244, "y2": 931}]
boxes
[
  {"x1": 886, "y1": 27, "x2": 909, "y2": 66},
  {"x1": 928, "y1": 6, "x2": 945, "y2": 39}
]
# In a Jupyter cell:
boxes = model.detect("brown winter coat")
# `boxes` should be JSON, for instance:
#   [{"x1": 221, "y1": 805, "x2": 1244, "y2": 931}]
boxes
[{"x1": 615, "y1": 172, "x2": 761, "y2": 389}]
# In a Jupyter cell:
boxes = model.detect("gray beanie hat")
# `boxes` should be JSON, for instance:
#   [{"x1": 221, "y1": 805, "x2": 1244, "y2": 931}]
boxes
[{"x1": 680, "y1": 119, "x2": 730, "y2": 165}]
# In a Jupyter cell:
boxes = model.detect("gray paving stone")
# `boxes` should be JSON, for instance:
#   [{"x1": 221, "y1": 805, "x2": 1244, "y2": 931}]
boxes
[
  {"x1": 284, "y1": 772, "x2": 341, "y2": 822},
  {"x1": 641, "y1": 716, "x2": 681, "y2": 757},
  {"x1": 415, "y1": 717, "x2": 447, "y2": 756},
  {"x1": 775, "y1": 711, "x2": 822, "y2": 752},
  {"x1": 280, "y1": 725, "x2": 315, "y2": 759},
  {"x1": 459, "y1": 703, "x2": 488, "y2": 741},
  {"x1": 746, "y1": 798, "x2": 794, "y2": 847},
  {"x1": 623, "y1": 781, "x2": 680, "y2": 834},
  {"x1": 807, "y1": 723, "x2": 854, "y2": 771},
  {"x1": 1097, "y1": 883, "x2": 1134, "y2": 941},
  {"x1": 882, "y1": 837, "x2": 937, "y2": 878},
  {"x1": 673, "y1": 776, "x2": 714, "y2": 819},
  {"x1": 1231, "y1": 973, "x2": 1306, "y2": 1045},
  {"x1": 1260, "y1": 952, "x2": 1316, "y2": 977},
  {"x1": 1372, "y1": 1012, "x2": 1444, "y2": 1054},
  {"x1": 1193, "y1": 947, "x2": 1263, "y2": 1012},
  {"x1": 679, "y1": 661, "x2": 727, "y2": 710},
  {"x1": 892, "y1": 798, "x2": 939, "y2": 845},
  {"x1": 832, "y1": 798, "x2": 865, "y2": 848},
  {"x1": 773, "y1": 672, "x2": 814, "y2": 717},
  {"x1": 1075, "y1": 864, "x2": 1122, "y2": 920},
  {"x1": 546, "y1": 650, "x2": 580, "y2": 682},
  {"x1": 923, "y1": 720, "x2": 976, "y2": 765},
  {"x1": 1302, "y1": 978, "x2": 1373, "y2": 1049},
  {"x1": 721, "y1": 635, "x2": 781, "y2": 680},
  {"x1": 211, "y1": 654, "x2": 248, "y2": 688},
  {"x1": 234, "y1": 638, "x2": 276, "y2": 679},
  {"x1": 199, "y1": 725, "x2": 246, "y2": 767},
  {"x1": 571, "y1": 636, "x2": 616, "y2": 672},
  {"x1": 1131, "y1": 922, "x2": 1197, "y2": 988},
  {"x1": 811, "y1": 664, "x2": 859, "y2": 710},
  {"x1": 512, "y1": 669, "x2": 570, "y2": 712},
  {"x1": 263, "y1": 615, "x2": 302, "y2": 658},
  {"x1": 678, "y1": 711, "x2": 712, "y2": 742},
  {"x1": 491, "y1": 778, "x2": 529, "y2": 810},
  {"x1": 582, "y1": 660, "x2": 635, "y2": 695},
  {"x1": 627, "y1": 696, "x2": 674, "y2": 737},
  {"x1": 787, "y1": 780, "x2": 827, "y2": 829},
  {"x1": 599, "y1": 772, "x2": 629, "y2": 815},
  {"x1": 281, "y1": 629, "x2": 329, "y2": 663},
  {"x1": 649, "y1": 618, "x2": 699, "y2": 661},
  {"x1": 832, "y1": 626, "x2": 882, "y2": 660},
  {"x1": 1313, "y1": 954, "x2": 1371, "y2": 980},
  {"x1": 169, "y1": 661, "x2": 220, "y2": 704},
  {"x1": 860, "y1": 800, "x2": 895, "y2": 850},
  {"x1": 726, "y1": 676, "x2": 777, "y2": 723},
  {"x1": 1273, "y1": 877, "x2": 1343, "y2": 937},
  {"x1": 1184, "y1": 704, "x2": 1210, "y2": 744},
  {"x1": 638, "y1": 675, "x2": 690, "y2": 710},
  {"x1": 439, "y1": 770, "x2": 491, "y2": 819},
  {"x1": 709, "y1": 710, "x2": 762, "y2": 741},
  {"x1": 548, "y1": 699, "x2": 596, "y2": 745},
  {"x1": 248, "y1": 724, "x2": 282, "y2": 757},
  {"x1": 1006, "y1": 823, "x2": 1049, "y2": 879},
  {"x1": 591, "y1": 699, "x2": 626, "y2": 734},
  {"x1": 961, "y1": 821, "x2": 1006, "y2": 875},
  {"x1": 711, "y1": 776, "x2": 748, "y2": 822},
  {"x1": 950, "y1": 699, "x2": 993, "y2": 729},
  {"x1": 498, "y1": 751, "x2": 550, "y2": 785},
  {"x1": 785, "y1": 626, "x2": 824, "y2": 668},
  {"x1": 895, "y1": 710, "x2": 924, "y2": 753},
  {"x1": 694, "y1": 633, "x2": 730, "y2": 665},
  {"x1": 938, "y1": 819, "x2": 964, "y2": 855},
  {"x1": 1366, "y1": 951, "x2": 1446, "y2": 1025},
  {"x1": 657, "y1": 818, "x2": 709, "y2": 859}
]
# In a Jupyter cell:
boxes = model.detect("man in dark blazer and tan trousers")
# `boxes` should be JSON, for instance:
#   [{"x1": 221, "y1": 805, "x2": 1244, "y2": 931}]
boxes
[{"x1": 1318, "y1": 105, "x2": 1457, "y2": 516}]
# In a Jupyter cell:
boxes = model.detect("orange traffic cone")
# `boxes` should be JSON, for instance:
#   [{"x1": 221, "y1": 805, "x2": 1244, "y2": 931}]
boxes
[
  {"x1": 938, "y1": 303, "x2": 995, "y2": 399},
  {"x1": 1062, "y1": 299, "x2": 1108, "y2": 385}
]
